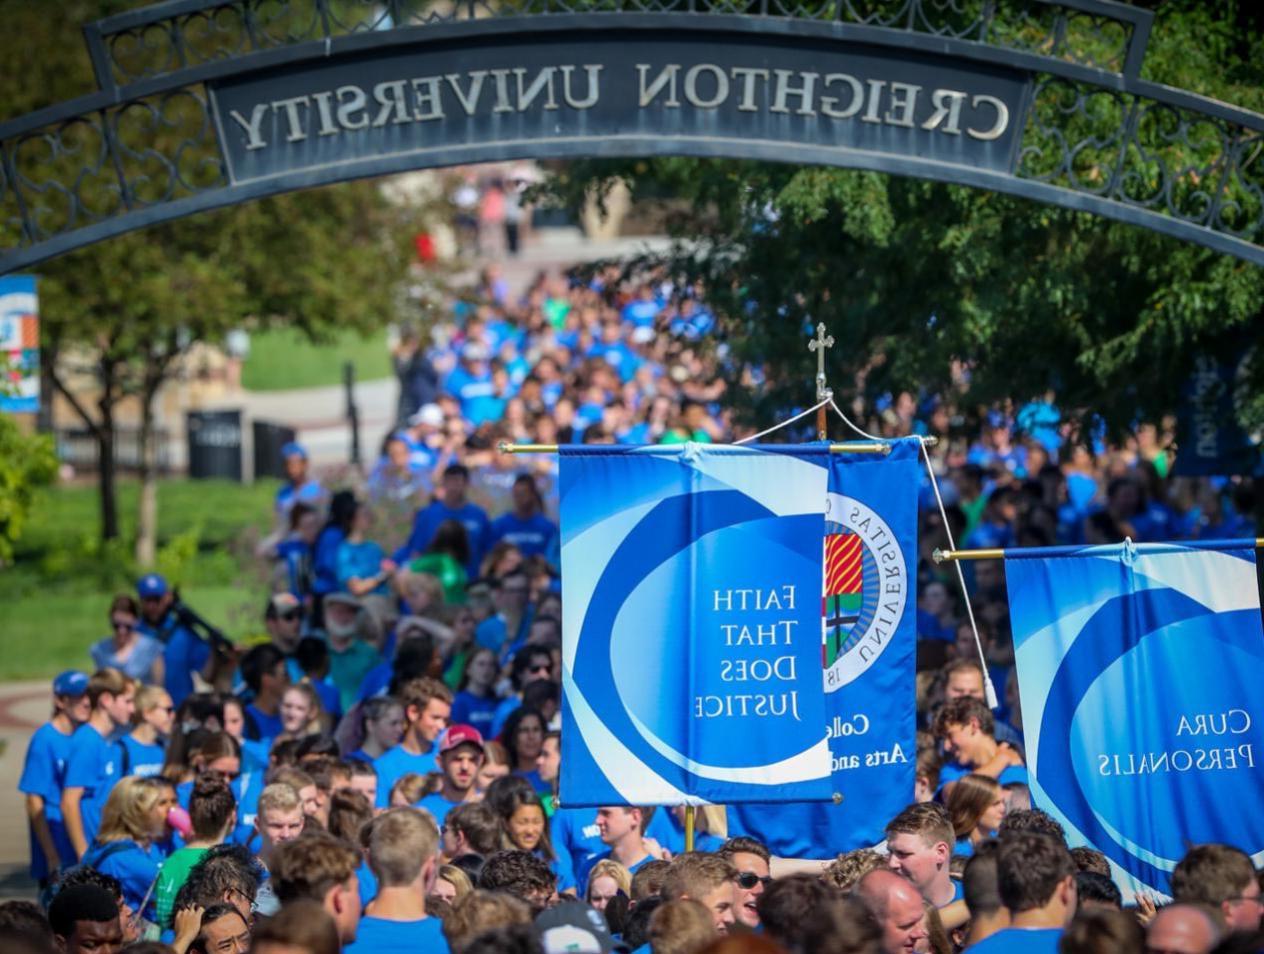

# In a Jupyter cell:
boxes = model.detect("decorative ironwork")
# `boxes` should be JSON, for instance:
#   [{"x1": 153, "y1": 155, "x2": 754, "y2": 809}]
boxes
[{"x1": 1, "y1": 0, "x2": 1263, "y2": 271}]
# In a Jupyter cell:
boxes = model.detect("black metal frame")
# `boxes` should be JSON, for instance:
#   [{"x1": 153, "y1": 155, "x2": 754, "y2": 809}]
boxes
[{"x1": 2, "y1": 0, "x2": 1263, "y2": 271}]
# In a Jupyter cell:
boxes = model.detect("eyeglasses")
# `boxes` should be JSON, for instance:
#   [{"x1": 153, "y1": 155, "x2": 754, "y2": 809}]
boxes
[{"x1": 737, "y1": 872, "x2": 771, "y2": 890}]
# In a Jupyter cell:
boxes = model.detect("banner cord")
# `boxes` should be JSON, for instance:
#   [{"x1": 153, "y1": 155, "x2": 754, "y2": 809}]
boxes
[
  {"x1": 733, "y1": 395, "x2": 833, "y2": 445},
  {"x1": 827, "y1": 399, "x2": 1000, "y2": 710}
]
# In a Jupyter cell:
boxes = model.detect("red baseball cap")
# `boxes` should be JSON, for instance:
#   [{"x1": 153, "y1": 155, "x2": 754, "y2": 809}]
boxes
[{"x1": 439, "y1": 724, "x2": 485, "y2": 755}]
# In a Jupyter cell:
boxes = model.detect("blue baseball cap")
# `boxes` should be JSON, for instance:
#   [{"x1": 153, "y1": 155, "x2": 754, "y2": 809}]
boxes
[
  {"x1": 137, "y1": 573, "x2": 168, "y2": 599},
  {"x1": 280, "y1": 441, "x2": 308, "y2": 460},
  {"x1": 53, "y1": 670, "x2": 89, "y2": 697}
]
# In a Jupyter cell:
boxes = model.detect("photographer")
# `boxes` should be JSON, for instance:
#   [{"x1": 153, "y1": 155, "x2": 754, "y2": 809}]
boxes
[{"x1": 136, "y1": 574, "x2": 235, "y2": 705}]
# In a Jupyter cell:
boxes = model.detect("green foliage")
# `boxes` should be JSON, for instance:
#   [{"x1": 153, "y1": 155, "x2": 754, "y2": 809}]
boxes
[{"x1": 0, "y1": 416, "x2": 58, "y2": 563}]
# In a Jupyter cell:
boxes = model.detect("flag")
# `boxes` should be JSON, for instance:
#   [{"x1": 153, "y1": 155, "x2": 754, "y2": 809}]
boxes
[
  {"x1": 1006, "y1": 540, "x2": 1264, "y2": 899},
  {"x1": 729, "y1": 438, "x2": 919, "y2": 856},
  {"x1": 558, "y1": 443, "x2": 835, "y2": 807}
]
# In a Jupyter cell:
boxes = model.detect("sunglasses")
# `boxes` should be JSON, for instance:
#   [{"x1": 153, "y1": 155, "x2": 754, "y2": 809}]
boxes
[
  {"x1": 111, "y1": 620, "x2": 135, "y2": 631},
  {"x1": 737, "y1": 872, "x2": 771, "y2": 890},
  {"x1": 278, "y1": 611, "x2": 301, "y2": 621}
]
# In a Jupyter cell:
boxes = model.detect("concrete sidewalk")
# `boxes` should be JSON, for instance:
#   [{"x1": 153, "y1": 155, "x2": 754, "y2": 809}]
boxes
[{"x1": 0, "y1": 681, "x2": 55, "y2": 900}]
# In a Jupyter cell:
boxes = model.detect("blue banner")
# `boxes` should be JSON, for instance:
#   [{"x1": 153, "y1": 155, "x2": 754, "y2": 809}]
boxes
[
  {"x1": 1172, "y1": 353, "x2": 1263, "y2": 477},
  {"x1": 1006, "y1": 540, "x2": 1264, "y2": 899},
  {"x1": 729, "y1": 438, "x2": 919, "y2": 856},
  {"x1": 0, "y1": 275, "x2": 39, "y2": 414},
  {"x1": 558, "y1": 444, "x2": 834, "y2": 807}
]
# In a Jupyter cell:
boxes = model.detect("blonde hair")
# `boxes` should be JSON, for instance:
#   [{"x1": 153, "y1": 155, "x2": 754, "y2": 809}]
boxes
[
  {"x1": 586, "y1": 859, "x2": 632, "y2": 900},
  {"x1": 282, "y1": 683, "x2": 325, "y2": 737},
  {"x1": 437, "y1": 864, "x2": 474, "y2": 901},
  {"x1": 648, "y1": 899, "x2": 717, "y2": 954},
  {"x1": 97, "y1": 776, "x2": 170, "y2": 844},
  {"x1": 132, "y1": 685, "x2": 170, "y2": 725},
  {"x1": 258, "y1": 782, "x2": 303, "y2": 820},
  {"x1": 367, "y1": 807, "x2": 440, "y2": 887},
  {"x1": 443, "y1": 890, "x2": 532, "y2": 952},
  {"x1": 389, "y1": 772, "x2": 431, "y2": 806}
]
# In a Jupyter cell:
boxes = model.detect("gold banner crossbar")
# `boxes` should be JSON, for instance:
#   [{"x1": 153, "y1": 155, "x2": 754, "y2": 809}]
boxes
[
  {"x1": 498, "y1": 439, "x2": 937, "y2": 456},
  {"x1": 934, "y1": 539, "x2": 1264, "y2": 563}
]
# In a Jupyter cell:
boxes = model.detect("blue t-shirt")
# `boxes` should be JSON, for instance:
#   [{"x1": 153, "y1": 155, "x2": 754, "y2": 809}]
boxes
[
  {"x1": 394, "y1": 500, "x2": 491, "y2": 580},
  {"x1": 276, "y1": 478, "x2": 326, "y2": 523},
  {"x1": 450, "y1": 691, "x2": 498, "y2": 739},
  {"x1": 552, "y1": 808, "x2": 680, "y2": 878},
  {"x1": 19, "y1": 721, "x2": 76, "y2": 878},
  {"x1": 489, "y1": 512, "x2": 557, "y2": 557},
  {"x1": 966, "y1": 928, "x2": 1062, "y2": 953},
  {"x1": 344, "y1": 915, "x2": 449, "y2": 954},
  {"x1": 337, "y1": 539, "x2": 389, "y2": 595},
  {"x1": 90, "y1": 635, "x2": 165, "y2": 684},
  {"x1": 86, "y1": 839, "x2": 166, "y2": 921},
  {"x1": 246, "y1": 703, "x2": 284, "y2": 741},
  {"x1": 64, "y1": 723, "x2": 122, "y2": 845},
  {"x1": 355, "y1": 860, "x2": 378, "y2": 908},
  {"x1": 118, "y1": 735, "x2": 165, "y2": 778},
  {"x1": 577, "y1": 849, "x2": 654, "y2": 895},
  {"x1": 489, "y1": 695, "x2": 522, "y2": 738},
  {"x1": 416, "y1": 792, "x2": 469, "y2": 828},
  {"x1": 135, "y1": 613, "x2": 213, "y2": 709},
  {"x1": 312, "y1": 525, "x2": 346, "y2": 596},
  {"x1": 373, "y1": 744, "x2": 438, "y2": 808}
]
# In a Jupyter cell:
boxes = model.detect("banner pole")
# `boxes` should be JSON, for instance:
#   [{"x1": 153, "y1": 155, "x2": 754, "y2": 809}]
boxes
[
  {"x1": 497, "y1": 440, "x2": 934, "y2": 455},
  {"x1": 934, "y1": 540, "x2": 1264, "y2": 562},
  {"x1": 684, "y1": 805, "x2": 695, "y2": 853}
]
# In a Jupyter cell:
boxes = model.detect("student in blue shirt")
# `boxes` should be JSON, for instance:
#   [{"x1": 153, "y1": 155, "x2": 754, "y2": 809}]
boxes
[
  {"x1": 475, "y1": 570, "x2": 534, "y2": 663},
  {"x1": 502, "y1": 707, "x2": 550, "y2": 794},
  {"x1": 347, "y1": 696, "x2": 406, "y2": 764},
  {"x1": 945, "y1": 773, "x2": 1007, "y2": 860},
  {"x1": 487, "y1": 774, "x2": 576, "y2": 895},
  {"x1": 489, "y1": 474, "x2": 557, "y2": 558},
  {"x1": 82, "y1": 775, "x2": 176, "y2": 923},
  {"x1": 345, "y1": 807, "x2": 450, "y2": 954},
  {"x1": 336, "y1": 500, "x2": 394, "y2": 597},
  {"x1": 312, "y1": 491, "x2": 357, "y2": 600},
  {"x1": 449, "y1": 647, "x2": 499, "y2": 739},
  {"x1": 63, "y1": 668, "x2": 136, "y2": 859},
  {"x1": 20, "y1": 670, "x2": 91, "y2": 883},
  {"x1": 373, "y1": 678, "x2": 452, "y2": 808},
  {"x1": 576, "y1": 806, "x2": 665, "y2": 894},
  {"x1": 90, "y1": 595, "x2": 165, "y2": 686},
  {"x1": 134, "y1": 574, "x2": 213, "y2": 708},
  {"x1": 394, "y1": 465, "x2": 491, "y2": 580},
  {"x1": 416, "y1": 724, "x2": 486, "y2": 827},
  {"x1": 964, "y1": 831, "x2": 1076, "y2": 953},
  {"x1": 239, "y1": 644, "x2": 289, "y2": 742},
  {"x1": 119, "y1": 685, "x2": 175, "y2": 779},
  {"x1": 275, "y1": 441, "x2": 328, "y2": 525}
]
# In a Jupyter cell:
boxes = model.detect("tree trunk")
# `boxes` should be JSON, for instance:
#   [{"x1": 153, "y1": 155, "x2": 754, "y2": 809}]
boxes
[
  {"x1": 135, "y1": 380, "x2": 160, "y2": 567},
  {"x1": 97, "y1": 394, "x2": 119, "y2": 542}
]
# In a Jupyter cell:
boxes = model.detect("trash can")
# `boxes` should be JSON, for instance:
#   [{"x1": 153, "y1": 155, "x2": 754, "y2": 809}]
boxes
[
  {"x1": 186, "y1": 410, "x2": 243, "y2": 481},
  {"x1": 253, "y1": 420, "x2": 298, "y2": 481}
]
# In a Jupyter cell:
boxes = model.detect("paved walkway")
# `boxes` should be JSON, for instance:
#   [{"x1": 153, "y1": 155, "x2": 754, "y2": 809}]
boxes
[{"x1": 0, "y1": 681, "x2": 54, "y2": 899}]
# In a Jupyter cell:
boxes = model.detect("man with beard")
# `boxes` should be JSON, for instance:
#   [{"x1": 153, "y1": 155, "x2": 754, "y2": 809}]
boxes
[
  {"x1": 321, "y1": 593, "x2": 381, "y2": 714},
  {"x1": 417, "y1": 725, "x2": 485, "y2": 826}
]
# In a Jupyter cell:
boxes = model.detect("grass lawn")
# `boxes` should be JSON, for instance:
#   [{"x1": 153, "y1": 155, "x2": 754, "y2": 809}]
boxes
[
  {"x1": 0, "y1": 479, "x2": 277, "y2": 681},
  {"x1": 240, "y1": 326, "x2": 393, "y2": 391}
]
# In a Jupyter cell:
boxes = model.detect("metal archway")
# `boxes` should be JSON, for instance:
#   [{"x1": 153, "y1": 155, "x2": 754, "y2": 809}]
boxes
[{"x1": 2, "y1": 0, "x2": 1263, "y2": 272}]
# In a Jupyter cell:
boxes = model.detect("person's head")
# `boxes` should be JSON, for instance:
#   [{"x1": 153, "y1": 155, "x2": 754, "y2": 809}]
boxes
[
  {"x1": 942, "y1": 660, "x2": 986, "y2": 702},
  {"x1": 1074, "y1": 871, "x2": 1121, "y2": 911},
  {"x1": 87, "y1": 668, "x2": 135, "y2": 729},
  {"x1": 97, "y1": 775, "x2": 175, "y2": 845},
  {"x1": 282, "y1": 442, "x2": 309, "y2": 484},
  {"x1": 107, "y1": 594, "x2": 139, "y2": 643},
  {"x1": 256, "y1": 783, "x2": 306, "y2": 856},
  {"x1": 189, "y1": 731, "x2": 242, "y2": 779},
  {"x1": 856, "y1": 869, "x2": 930, "y2": 954},
  {"x1": 596, "y1": 806, "x2": 646, "y2": 848},
  {"x1": 52, "y1": 670, "x2": 93, "y2": 725},
  {"x1": 648, "y1": 899, "x2": 717, "y2": 954},
  {"x1": 996, "y1": 808, "x2": 1067, "y2": 844},
  {"x1": 460, "y1": 647, "x2": 499, "y2": 692},
  {"x1": 438, "y1": 724, "x2": 486, "y2": 794},
  {"x1": 503, "y1": 706, "x2": 547, "y2": 768},
  {"x1": 270, "y1": 765, "x2": 322, "y2": 822},
  {"x1": 1070, "y1": 846, "x2": 1111, "y2": 876},
  {"x1": 294, "y1": 637, "x2": 329, "y2": 681},
  {"x1": 0, "y1": 899, "x2": 53, "y2": 950},
  {"x1": 399, "y1": 676, "x2": 453, "y2": 746},
  {"x1": 535, "y1": 731, "x2": 561, "y2": 786},
  {"x1": 510, "y1": 648, "x2": 554, "y2": 692},
  {"x1": 1171, "y1": 844, "x2": 1262, "y2": 933},
  {"x1": 240, "y1": 644, "x2": 288, "y2": 700},
  {"x1": 219, "y1": 696, "x2": 245, "y2": 741},
  {"x1": 492, "y1": 569, "x2": 531, "y2": 616},
  {"x1": 271, "y1": 833, "x2": 361, "y2": 944},
  {"x1": 586, "y1": 858, "x2": 632, "y2": 912},
  {"x1": 933, "y1": 697, "x2": 997, "y2": 766},
  {"x1": 434, "y1": 864, "x2": 475, "y2": 905},
  {"x1": 718, "y1": 836, "x2": 771, "y2": 928},
  {"x1": 442, "y1": 463, "x2": 471, "y2": 502},
  {"x1": 322, "y1": 593, "x2": 362, "y2": 647},
  {"x1": 345, "y1": 758, "x2": 378, "y2": 806},
  {"x1": 136, "y1": 573, "x2": 172, "y2": 625},
  {"x1": 264, "y1": 593, "x2": 304, "y2": 653},
  {"x1": 48, "y1": 884, "x2": 123, "y2": 954},
  {"x1": 824, "y1": 848, "x2": 887, "y2": 893},
  {"x1": 280, "y1": 684, "x2": 322, "y2": 737},
  {"x1": 631, "y1": 859, "x2": 672, "y2": 902},
  {"x1": 359, "y1": 696, "x2": 404, "y2": 755},
  {"x1": 961, "y1": 839, "x2": 1004, "y2": 919},
  {"x1": 945, "y1": 773, "x2": 1006, "y2": 840},
  {"x1": 1146, "y1": 903, "x2": 1223, "y2": 954},
  {"x1": 133, "y1": 684, "x2": 175, "y2": 737},
  {"x1": 883, "y1": 802, "x2": 954, "y2": 900},
  {"x1": 173, "y1": 845, "x2": 263, "y2": 928},
  {"x1": 1060, "y1": 907, "x2": 1143, "y2": 954},
  {"x1": 187, "y1": 903, "x2": 250, "y2": 954},
  {"x1": 444, "y1": 801, "x2": 502, "y2": 858},
  {"x1": 326, "y1": 788, "x2": 373, "y2": 845},
  {"x1": 661, "y1": 854, "x2": 739, "y2": 935},
  {"x1": 189, "y1": 771, "x2": 237, "y2": 844},
  {"x1": 247, "y1": 899, "x2": 339, "y2": 954},
  {"x1": 487, "y1": 775, "x2": 552, "y2": 858},
  {"x1": 443, "y1": 890, "x2": 533, "y2": 953},
  {"x1": 996, "y1": 831, "x2": 1076, "y2": 922},
  {"x1": 366, "y1": 807, "x2": 441, "y2": 894},
  {"x1": 477, "y1": 850, "x2": 558, "y2": 912}
]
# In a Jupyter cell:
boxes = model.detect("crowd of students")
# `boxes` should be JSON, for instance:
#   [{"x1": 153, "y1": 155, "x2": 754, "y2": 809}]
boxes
[{"x1": 10, "y1": 258, "x2": 1261, "y2": 954}]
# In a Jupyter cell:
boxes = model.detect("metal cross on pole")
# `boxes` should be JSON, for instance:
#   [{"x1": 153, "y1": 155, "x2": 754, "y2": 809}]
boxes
[{"x1": 808, "y1": 322, "x2": 835, "y2": 440}]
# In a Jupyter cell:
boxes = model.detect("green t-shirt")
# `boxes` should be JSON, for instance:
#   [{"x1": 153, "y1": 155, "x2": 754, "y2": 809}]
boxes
[
  {"x1": 154, "y1": 845, "x2": 208, "y2": 928},
  {"x1": 330, "y1": 639, "x2": 382, "y2": 714}
]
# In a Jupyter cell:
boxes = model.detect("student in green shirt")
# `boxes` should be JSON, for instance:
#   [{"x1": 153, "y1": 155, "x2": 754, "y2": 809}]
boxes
[{"x1": 154, "y1": 772, "x2": 236, "y2": 928}]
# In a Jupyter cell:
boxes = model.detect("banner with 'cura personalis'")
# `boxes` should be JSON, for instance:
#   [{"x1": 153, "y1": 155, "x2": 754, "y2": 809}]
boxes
[
  {"x1": 1006, "y1": 540, "x2": 1264, "y2": 899},
  {"x1": 557, "y1": 443, "x2": 834, "y2": 806}
]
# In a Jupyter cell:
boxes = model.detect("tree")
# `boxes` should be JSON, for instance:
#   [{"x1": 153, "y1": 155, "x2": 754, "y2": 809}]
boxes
[
  {"x1": 541, "y1": 0, "x2": 1264, "y2": 440},
  {"x1": 0, "y1": 414, "x2": 57, "y2": 564}
]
